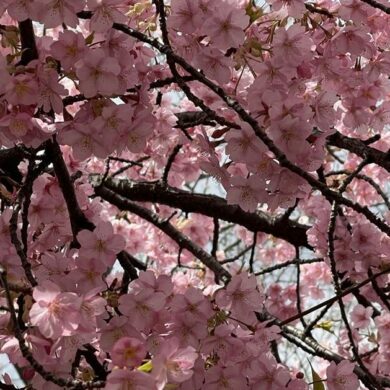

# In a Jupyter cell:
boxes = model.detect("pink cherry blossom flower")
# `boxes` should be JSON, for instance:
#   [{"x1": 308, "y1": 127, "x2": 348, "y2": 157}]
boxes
[
  {"x1": 201, "y1": 324, "x2": 244, "y2": 363},
  {"x1": 5, "y1": 74, "x2": 39, "y2": 106},
  {"x1": 118, "y1": 289, "x2": 166, "y2": 332},
  {"x1": 170, "y1": 286, "x2": 213, "y2": 322},
  {"x1": 272, "y1": 25, "x2": 313, "y2": 67},
  {"x1": 313, "y1": 91, "x2": 339, "y2": 131},
  {"x1": 50, "y1": 30, "x2": 87, "y2": 71},
  {"x1": 130, "y1": 270, "x2": 173, "y2": 300},
  {"x1": 77, "y1": 221, "x2": 126, "y2": 266},
  {"x1": 227, "y1": 175, "x2": 268, "y2": 213},
  {"x1": 7, "y1": 0, "x2": 38, "y2": 21},
  {"x1": 326, "y1": 360, "x2": 359, "y2": 390},
  {"x1": 98, "y1": 316, "x2": 143, "y2": 352},
  {"x1": 76, "y1": 48, "x2": 121, "y2": 98},
  {"x1": 58, "y1": 122, "x2": 110, "y2": 160},
  {"x1": 330, "y1": 26, "x2": 375, "y2": 58},
  {"x1": 105, "y1": 369, "x2": 157, "y2": 390},
  {"x1": 194, "y1": 46, "x2": 232, "y2": 85},
  {"x1": 87, "y1": 0, "x2": 127, "y2": 32},
  {"x1": 350, "y1": 304, "x2": 373, "y2": 329},
  {"x1": 118, "y1": 106, "x2": 155, "y2": 154},
  {"x1": 268, "y1": 116, "x2": 312, "y2": 159},
  {"x1": 36, "y1": 0, "x2": 84, "y2": 28},
  {"x1": 111, "y1": 337, "x2": 147, "y2": 368},
  {"x1": 248, "y1": 354, "x2": 290, "y2": 389},
  {"x1": 168, "y1": 313, "x2": 208, "y2": 348},
  {"x1": 36, "y1": 66, "x2": 67, "y2": 114},
  {"x1": 0, "y1": 112, "x2": 34, "y2": 139},
  {"x1": 29, "y1": 280, "x2": 81, "y2": 339},
  {"x1": 77, "y1": 289, "x2": 107, "y2": 333},
  {"x1": 225, "y1": 124, "x2": 267, "y2": 164},
  {"x1": 202, "y1": 2, "x2": 249, "y2": 50},
  {"x1": 216, "y1": 273, "x2": 264, "y2": 324},
  {"x1": 268, "y1": 0, "x2": 306, "y2": 18},
  {"x1": 169, "y1": 0, "x2": 203, "y2": 34},
  {"x1": 152, "y1": 338, "x2": 198, "y2": 389},
  {"x1": 338, "y1": 0, "x2": 375, "y2": 25},
  {"x1": 204, "y1": 365, "x2": 248, "y2": 390},
  {"x1": 68, "y1": 256, "x2": 107, "y2": 293}
]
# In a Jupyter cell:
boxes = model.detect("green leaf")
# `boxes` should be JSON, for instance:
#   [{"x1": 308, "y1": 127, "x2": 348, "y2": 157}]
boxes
[
  {"x1": 314, "y1": 320, "x2": 333, "y2": 333},
  {"x1": 138, "y1": 360, "x2": 153, "y2": 373},
  {"x1": 245, "y1": 2, "x2": 263, "y2": 23},
  {"x1": 308, "y1": 361, "x2": 325, "y2": 390}
]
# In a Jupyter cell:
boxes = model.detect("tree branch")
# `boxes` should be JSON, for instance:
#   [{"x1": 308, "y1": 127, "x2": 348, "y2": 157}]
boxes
[
  {"x1": 94, "y1": 184, "x2": 231, "y2": 283},
  {"x1": 90, "y1": 177, "x2": 311, "y2": 249}
]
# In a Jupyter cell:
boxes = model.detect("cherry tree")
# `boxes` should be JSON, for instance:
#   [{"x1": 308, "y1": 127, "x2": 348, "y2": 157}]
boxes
[{"x1": 1, "y1": 0, "x2": 390, "y2": 388}]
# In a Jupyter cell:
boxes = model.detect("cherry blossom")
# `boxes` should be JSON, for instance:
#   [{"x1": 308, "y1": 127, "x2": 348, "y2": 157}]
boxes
[
  {"x1": 202, "y1": 2, "x2": 249, "y2": 50},
  {"x1": 326, "y1": 360, "x2": 359, "y2": 390},
  {"x1": 29, "y1": 281, "x2": 81, "y2": 339},
  {"x1": 75, "y1": 48, "x2": 121, "y2": 98},
  {"x1": 1, "y1": 0, "x2": 390, "y2": 389},
  {"x1": 77, "y1": 221, "x2": 126, "y2": 266}
]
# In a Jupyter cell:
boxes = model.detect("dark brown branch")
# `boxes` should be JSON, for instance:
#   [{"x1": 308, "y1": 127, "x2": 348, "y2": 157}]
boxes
[
  {"x1": 18, "y1": 20, "x2": 38, "y2": 66},
  {"x1": 117, "y1": 251, "x2": 139, "y2": 294},
  {"x1": 327, "y1": 131, "x2": 390, "y2": 173},
  {"x1": 91, "y1": 178, "x2": 311, "y2": 249},
  {"x1": 359, "y1": 0, "x2": 390, "y2": 13},
  {"x1": 278, "y1": 267, "x2": 390, "y2": 326},
  {"x1": 211, "y1": 218, "x2": 219, "y2": 258},
  {"x1": 162, "y1": 144, "x2": 182, "y2": 185},
  {"x1": 279, "y1": 323, "x2": 390, "y2": 388},
  {"x1": 94, "y1": 184, "x2": 231, "y2": 283},
  {"x1": 305, "y1": 2, "x2": 334, "y2": 17},
  {"x1": 46, "y1": 138, "x2": 95, "y2": 242}
]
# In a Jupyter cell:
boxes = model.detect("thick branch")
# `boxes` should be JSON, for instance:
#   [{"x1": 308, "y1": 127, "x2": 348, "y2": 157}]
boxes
[
  {"x1": 94, "y1": 184, "x2": 231, "y2": 283},
  {"x1": 91, "y1": 178, "x2": 311, "y2": 249},
  {"x1": 327, "y1": 132, "x2": 390, "y2": 173},
  {"x1": 47, "y1": 139, "x2": 94, "y2": 240}
]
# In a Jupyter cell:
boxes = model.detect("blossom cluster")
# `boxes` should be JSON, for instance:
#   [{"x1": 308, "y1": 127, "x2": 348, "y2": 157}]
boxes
[{"x1": 0, "y1": 0, "x2": 390, "y2": 388}]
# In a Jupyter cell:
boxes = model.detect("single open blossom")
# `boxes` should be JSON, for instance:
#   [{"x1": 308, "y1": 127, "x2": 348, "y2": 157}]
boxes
[
  {"x1": 58, "y1": 122, "x2": 110, "y2": 160},
  {"x1": 50, "y1": 30, "x2": 87, "y2": 71},
  {"x1": 87, "y1": 0, "x2": 127, "y2": 32},
  {"x1": 29, "y1": 281, "x2": 81, "y2": 339},
  {"x1": 152, "y1": 338, "x2": 198, "y2": 389},
  {"x1": 227, "y1": 175, "x2": 268, "y2": 213},
  {"x1": 194, "y1": 47, "x2": 232, "y2": 85},
  {"x1": 169, "y1": 0, "x2": 203, "y2": 34},
  {"x1": 36, "y1": 67, "x2": 67, "y2": 114},
  {"x1": 216, "y1": 273, "x2": 264, "y2": 323},
  {"x1": 350, "y1": 304, "x2": 373, "y2": 329},
  {"x1": 326, "y1": 360, "x2": 359, "y2": 390},
  {"x1": 111, "y1": 337, "x2": 147, "y2": 368},
  {"x1": 202, "y1": 2, "x2": 249, "y2": 50},
  {"x1": 119, "y1": 289, "x2": 166, "y2": 332},
  {"x1": 76, "y1": 48, "x2": 121, "y2": 98},
  {"x1": 225, "y1": 124, "x2": 266, "y2": 164},
  {"x1": 117, "y1": 106, "x2": 155, "y2": 154},
  {"x1": 6, "y1": 0, "x2": 38, "y2": 21},
  {"x1": 204, "y1": 365, "x2": 248, "y2": 390},
  {"x1": 5, "y1": 74, "x2": 39, "y2": 106},
  {"x1": 36, "y1": 0, "x2": 84, "y2": 28},
  {"x1": 268, "y1": 0, "x2": 306, "y2": 18},
  {"x1": 77, "y1": 221, "x2": 125, "y2": 266},
  {"x1": 0, "y1": 112, "x2": 33, "y2": 139},
  {"x1": 272, "y1": 25, "x2": 313, "y2": 67},
  {"x1": 105, "y1": 369, "x2": 157, "y2": 390},
  {"x1": 248, "y1": 354, "x2": 291, "y2": 389}
]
